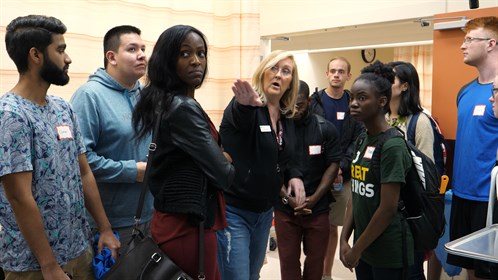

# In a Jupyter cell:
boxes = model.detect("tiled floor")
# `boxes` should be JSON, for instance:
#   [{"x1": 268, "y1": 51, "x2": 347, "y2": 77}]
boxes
[
  {"x1": 260, "y1": 239, "x2": 356, "y2": 280},
  {"x1": 260, "y1": 248, "x2": 468, "y2": 280},
  {"x1": 260, "y1": 226, "x2": 355, "y2": 280},
  {"x1": 259, "y1": 226, "x2": 468, "y2": 280}
]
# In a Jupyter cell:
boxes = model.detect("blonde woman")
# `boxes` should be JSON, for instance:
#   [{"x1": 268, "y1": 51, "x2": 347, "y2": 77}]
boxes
[{"x1": 217, "y1": 50, "x2": 305, "y2": 280}]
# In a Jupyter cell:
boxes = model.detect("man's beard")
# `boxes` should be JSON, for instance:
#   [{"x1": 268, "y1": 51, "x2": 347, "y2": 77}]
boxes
[{"x1": 40, "y1": 54, "x2": 69, "y2": 86}]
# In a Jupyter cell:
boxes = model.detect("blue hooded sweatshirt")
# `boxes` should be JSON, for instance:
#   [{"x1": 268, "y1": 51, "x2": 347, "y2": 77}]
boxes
[{"x1": 71, "y1": 68, "x2": 153, "y2": 228}]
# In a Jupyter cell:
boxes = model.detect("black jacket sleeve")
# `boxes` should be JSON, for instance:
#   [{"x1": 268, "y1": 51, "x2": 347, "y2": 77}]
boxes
[
  {"x1": 223, "y1": 97, "x2": 259, "y2": 132},
  {"x1": 168, "y1": 99, "x2": 235, "y2": 191}
]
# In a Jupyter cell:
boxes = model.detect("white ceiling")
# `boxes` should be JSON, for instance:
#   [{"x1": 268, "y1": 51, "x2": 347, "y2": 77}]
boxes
[{"x1": 267, "y1": 18, "x2": 435, "y2": 52}]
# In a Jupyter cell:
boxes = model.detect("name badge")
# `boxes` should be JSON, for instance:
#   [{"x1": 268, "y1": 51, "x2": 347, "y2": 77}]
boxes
[
  {"x1": 473, "y1": 105, "x2": 486, "y2": 116},
  {"x1": 337, "y1": 112, "x2": 345, "y2": 120},
  {"x1": 56, "y1": 125, "x2": 73, "y2": 140},
  {"x1": 309, "y1": 145, "x2": 322, "y2": 155},
  {"x1": 260, "y1": 125, "x2": 271, "y2": 132},
  {"x1": 364, "y1": 146, "x2": 375, "y2": 159}
]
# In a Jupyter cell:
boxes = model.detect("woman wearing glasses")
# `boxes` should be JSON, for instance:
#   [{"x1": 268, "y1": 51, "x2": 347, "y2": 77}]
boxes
[{"x1": 217, "y1": 50, "x2": 305, "y2": 280}]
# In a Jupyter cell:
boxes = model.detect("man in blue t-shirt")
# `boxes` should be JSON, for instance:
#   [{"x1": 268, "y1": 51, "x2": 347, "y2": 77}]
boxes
[
  {"x1": 309, "y1": 57, "x2": 364, "y2": 280},
  {"x1": 448, "y1": 16, "x2": 498, "y2": 280},
  {"x1": 0, "y1": 15, "x2": 120, "y2": 279}
]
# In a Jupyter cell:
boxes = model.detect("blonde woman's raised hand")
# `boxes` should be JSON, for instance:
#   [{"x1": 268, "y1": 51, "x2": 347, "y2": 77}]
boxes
[{"x1": 232, "y1": 79, "x2": 263, "y2": 107}]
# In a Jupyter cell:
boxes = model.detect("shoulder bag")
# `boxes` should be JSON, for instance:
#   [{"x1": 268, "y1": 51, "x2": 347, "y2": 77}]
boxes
[{"x1": 103, "y1": 98, "x2": 204, "y2": 280}]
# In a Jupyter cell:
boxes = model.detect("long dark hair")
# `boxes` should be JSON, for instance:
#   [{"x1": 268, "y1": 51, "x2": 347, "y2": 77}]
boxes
[
  {"x1": 133, "y1": 25, "x2": 208, "y2": 140},
  {"x1": 387, "y1": 61, "x2": 423, "y2": 117}
]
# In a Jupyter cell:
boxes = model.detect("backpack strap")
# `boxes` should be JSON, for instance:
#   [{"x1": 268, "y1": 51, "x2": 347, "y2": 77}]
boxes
[
  {"x1": 407, "y1": 111, "x2": 446, "y2": 175},
  {"x1": 400, "y1": 213, "x2": 409, "y2": 280},
  {"x1": 406, "y1": 112, "x2": 421, "y2": 146},
  {"x1": 370, "y1": 127, "x2": 410, "y2": 278},
  {"x1": 353, "y1": 131, "x2": 367, "y2": 159},
  {"x1": 370, "y1": 127, "x2": 405, "y2": 183},
  {"x1": 314, "y1": 114, "x2": 324, "y2": 141}
]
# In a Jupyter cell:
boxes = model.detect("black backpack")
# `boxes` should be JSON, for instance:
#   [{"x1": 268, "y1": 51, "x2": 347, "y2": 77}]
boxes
[
  {"x1": 359, "y1": 127, "x2": 445, "y2": 250},
  {"x1": 407, "y1": 112, "x2": 447, "y2": 176}
]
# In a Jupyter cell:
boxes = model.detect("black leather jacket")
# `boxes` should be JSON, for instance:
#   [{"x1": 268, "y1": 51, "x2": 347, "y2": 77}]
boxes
[
  {"x1": 149, "y1": 95, "x2": 235, "y2": 227},
  {"x1": 309, "y1": 89, "x2": 364, "y2": 181}
]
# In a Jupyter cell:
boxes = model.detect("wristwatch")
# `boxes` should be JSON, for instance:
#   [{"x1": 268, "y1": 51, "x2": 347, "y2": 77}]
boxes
[{"x1": 281, "y1": 196, "x2": 289, "y2": 205}]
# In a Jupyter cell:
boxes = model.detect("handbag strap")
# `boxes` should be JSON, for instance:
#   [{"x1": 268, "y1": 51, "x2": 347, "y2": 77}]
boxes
[
  {"x1": 133, "y1": 97, "x2": 181, "y2": 225},
  {"x1": 133, "y1": 111, "x2": 163, "y2": 226},
  {"x1": 198, "y1": 221, "x2": 205, "y2": 280},
  {"x1": 132, "y1": 96, "x2": 206, "y2": 280}
]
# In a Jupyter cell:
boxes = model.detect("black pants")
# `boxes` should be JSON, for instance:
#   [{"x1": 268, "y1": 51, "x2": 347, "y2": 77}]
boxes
[{"x1": 0, "y1": 267, "x2": 4, "y2": 280}]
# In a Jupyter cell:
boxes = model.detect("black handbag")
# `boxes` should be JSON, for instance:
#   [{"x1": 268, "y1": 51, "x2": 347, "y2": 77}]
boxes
[
  {"x1": 103, "y1": 231, "x2": 193, "y2": 280},
  {"x1": 104, "y1": 100, "x2": 205, "y2": 280}
]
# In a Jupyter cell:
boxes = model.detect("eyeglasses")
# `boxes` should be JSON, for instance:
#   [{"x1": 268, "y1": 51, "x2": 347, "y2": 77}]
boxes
[
  {"x1": 269, "y1": 66, "x2": 292, "y2": 77},
  {"x1": 462, "y1": 37, "x2": 491, "y2": 45}
]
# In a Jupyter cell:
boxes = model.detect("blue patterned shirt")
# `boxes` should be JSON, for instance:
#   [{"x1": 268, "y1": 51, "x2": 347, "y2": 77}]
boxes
[{"x1": 0, "y1": 93, "x2": 90, "y2": 271}]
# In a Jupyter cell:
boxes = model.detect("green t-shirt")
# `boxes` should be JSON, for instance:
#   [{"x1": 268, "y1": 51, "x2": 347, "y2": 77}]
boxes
[{"x1": 350, "y1": 132, "x2": 414, "y2": 268}]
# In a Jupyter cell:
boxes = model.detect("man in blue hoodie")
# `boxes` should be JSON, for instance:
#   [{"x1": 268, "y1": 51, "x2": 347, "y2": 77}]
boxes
[{"x1": 71, "y1": 25, "x2": 152, "y2": 255}]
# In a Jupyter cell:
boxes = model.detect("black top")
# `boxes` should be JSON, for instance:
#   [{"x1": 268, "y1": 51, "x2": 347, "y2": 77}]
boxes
[
  {"x1": 274, "y1": 113, "x2": 342, "y2": 215},
  {"x1": 149, "y1": 95, "x2": 235, "y2": 227},
  {"x1": 220, "y1": 98, "x2": 302, "y2": 213},
  {"x1": 309, "y1": 89, "x2": 365, "y2": 181}
]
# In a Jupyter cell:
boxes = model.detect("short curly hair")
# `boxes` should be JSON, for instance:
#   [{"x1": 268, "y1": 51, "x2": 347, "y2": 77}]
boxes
[{"x1": 355, "y1": 60, "x2": 395, "y2": 113}]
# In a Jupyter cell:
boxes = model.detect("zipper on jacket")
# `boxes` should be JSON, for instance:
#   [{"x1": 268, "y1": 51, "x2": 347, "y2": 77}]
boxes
[{"x1": 265, "y1": 107, "x2": 282, "y2": 175}]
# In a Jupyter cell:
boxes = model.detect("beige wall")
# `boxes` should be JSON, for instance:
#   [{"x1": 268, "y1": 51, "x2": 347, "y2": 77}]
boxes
[
  {"x1": 259, "y1": 0, "x2": 498, "y2": 36},
  {"x1": 293, "y1": 48, "x2": 395, "y2": 93},
  {"x1": 2, "y1": 0, "x2": 497, "y2": 126},
  {"x1": 0, "y1": 0, "x2": 261, "y2": 126}
]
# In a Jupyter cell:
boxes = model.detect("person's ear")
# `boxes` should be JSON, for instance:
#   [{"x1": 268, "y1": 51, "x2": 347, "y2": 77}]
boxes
[
  {"x1": 106, "y1": 51, "x2": 117, "y2": 66},
  {"x1": 379, "y1": 95, "x2": 388, "y2": 108},
  {"x1": 346, "y1": 72, "x2": 352, "y2": 81},
  {"x1": 486, "y1": 38, "x2": 496, "y2": 49},
  {"x1": 28, "y1": 47, "x2": 43, "y2": 65},
  {"x1": 401, "y1": 82, "x2": 409, "y2": 92}
]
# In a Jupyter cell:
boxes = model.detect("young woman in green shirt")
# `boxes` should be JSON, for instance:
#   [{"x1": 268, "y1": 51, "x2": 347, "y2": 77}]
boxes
[{"x1": 339, "y1": 61, "x2": 413, "y2": 280}]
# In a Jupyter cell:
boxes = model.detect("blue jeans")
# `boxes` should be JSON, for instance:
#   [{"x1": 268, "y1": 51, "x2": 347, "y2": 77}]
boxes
[{"x1": 217, "y1": 205, "x2": 273, "y2": 280}]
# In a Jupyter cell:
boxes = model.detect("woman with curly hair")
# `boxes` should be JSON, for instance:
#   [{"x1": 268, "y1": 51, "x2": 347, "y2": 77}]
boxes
[{"x1": 339, "y1": 61, "x2": 414, "y2": 280}]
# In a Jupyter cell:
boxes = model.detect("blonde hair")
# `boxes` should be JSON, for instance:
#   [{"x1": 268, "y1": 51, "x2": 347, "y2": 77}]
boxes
[{"x1": 252, "y1": 50, "x2": 299, "y2": 118}]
